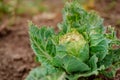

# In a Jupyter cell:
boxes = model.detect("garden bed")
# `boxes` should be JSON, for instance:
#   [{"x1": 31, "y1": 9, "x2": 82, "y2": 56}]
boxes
[{"x1": 0, "y1": 0, "x2": 120, "y2": 80}]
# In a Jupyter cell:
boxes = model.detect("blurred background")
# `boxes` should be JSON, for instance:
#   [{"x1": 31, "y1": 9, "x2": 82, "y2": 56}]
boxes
[{"x1": 0, "y1": 0, "x2": 120, "y2": 80}]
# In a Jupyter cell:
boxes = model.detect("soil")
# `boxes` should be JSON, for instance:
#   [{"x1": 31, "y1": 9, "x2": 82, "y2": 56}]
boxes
[
  {"x1": 0, "y1": 0, "x2": 120, "y2": 80},
  {"x1": 95, "y1": 0, "x2": 120, "y2": 38}
]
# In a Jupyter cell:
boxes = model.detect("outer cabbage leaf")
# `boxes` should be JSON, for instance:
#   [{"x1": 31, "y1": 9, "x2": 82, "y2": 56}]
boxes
[
  {"x1": 40, "y1": 72, "x2": 66, "y2": 80},
  {"x1": 25, "y1": 66, "x2": 66, "y2": 80},
  {"x1": 29, "y1": 22, "x2": 56, "y2": 65},
  {"x1": 67, "y1": 65, "x2": 105, "y2": 80},
  {"x1": 100, "y1": 49, "x2": 120, "y2": 78},
  {"x1": 53, "y1": 54, "x2": 90, "y2": 73}
]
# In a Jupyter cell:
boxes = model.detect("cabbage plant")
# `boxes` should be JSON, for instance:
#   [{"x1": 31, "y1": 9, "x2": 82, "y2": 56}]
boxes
[{"x1": 26, "y1": 1, "x2": 120, "y2": 80}]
